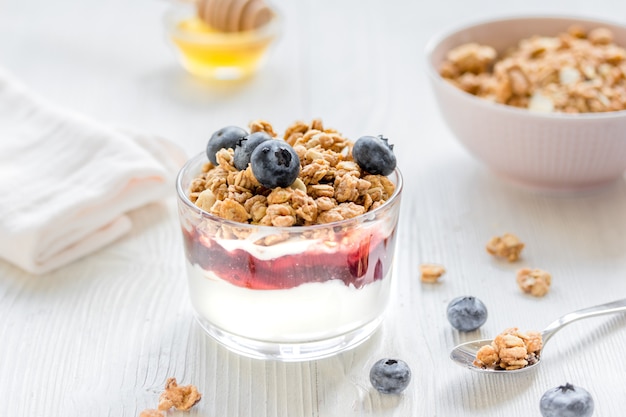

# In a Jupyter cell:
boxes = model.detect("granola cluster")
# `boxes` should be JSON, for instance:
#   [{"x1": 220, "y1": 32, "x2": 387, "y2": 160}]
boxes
[
  {"x1": 516, "y1": 267, "x2": 552, "y2": 297},
  {"x1": 158, "y1": 378, "x2": 202, "y2": 411},
  {"x1": 486, "y1": 233, "x2": 525, "y2": 262},
  {"x1": 139, "y1": 378, "x2": 202, "y2": 417},
  {"x1": 473, "y1": 327, "x2": 543, "y2": 370},
  {"x1": 189, "y1": 119, "x2": 396, "y2": 226},
  {"x1": 419, "y1": 263, "x2": 446, "y2": 283},
  {"x1": 440, "y1": 26, "x2": 626, "y2": 113}
]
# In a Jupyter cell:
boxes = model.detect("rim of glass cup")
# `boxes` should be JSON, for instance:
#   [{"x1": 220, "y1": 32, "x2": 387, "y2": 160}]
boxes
[
  {"x1": 176, "y1": 151, "x2": 404, "y2": 231},
  {"x1": 164, "y1": 2, "x2": 283, "y2": 45}
]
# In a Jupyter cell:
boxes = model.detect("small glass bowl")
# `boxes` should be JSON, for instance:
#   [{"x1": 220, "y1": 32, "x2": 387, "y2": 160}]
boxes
[
  {"x1": 176, "y1": 152, "x2": 403, "y2": 361},
  {"x1": 164, "y1": 3, "x2": 281, "y2": 81}
]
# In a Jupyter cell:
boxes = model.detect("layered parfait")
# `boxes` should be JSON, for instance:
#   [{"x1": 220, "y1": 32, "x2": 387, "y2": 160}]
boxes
[{"x1": 176, "y1": 118, "x2": 402, "y2": 359}]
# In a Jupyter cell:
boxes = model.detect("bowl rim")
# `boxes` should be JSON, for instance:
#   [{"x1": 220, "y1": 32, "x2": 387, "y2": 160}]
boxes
[
  {"x1": 176, "y1": 151, "x2": 404, "y2": 232},
  {"x1": 424, "y1": 13, "x2": 626, "y2": 120}
]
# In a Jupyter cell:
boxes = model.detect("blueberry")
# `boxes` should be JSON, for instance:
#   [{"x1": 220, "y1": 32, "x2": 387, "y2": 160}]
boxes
[
  {"x1": 369, "y1": 358, "x2": 411, "y2": 394},
  {"x1": 250, "y1": 141, "x2": 301, "y2": 188},
  {"x1": 446, "y1": 296, "x2": 488, "y2": 332},
  {"x1": 206, "y1": 126, "x2": 248, "y2": 165},
  {"x1": 234, "y1": 131, "x2": 273, "y2": 170},
  {"x1": 352, "y1": 135, "x2": 397, "y2": 176},
  {"x1": 540, "y1": 383, "x2": 594, "y2": 417}
]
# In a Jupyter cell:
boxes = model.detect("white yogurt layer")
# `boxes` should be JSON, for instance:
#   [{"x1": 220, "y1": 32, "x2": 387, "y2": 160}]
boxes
[
  {"x1": 214, "y1": 235, "x2": 320, "y2": 260},
  {"x1": 198, "y1": 215, "x2": 394, "y2": 261},
  {"x1": 186, "y1": 262, "x2": 392, "y2": 343}
]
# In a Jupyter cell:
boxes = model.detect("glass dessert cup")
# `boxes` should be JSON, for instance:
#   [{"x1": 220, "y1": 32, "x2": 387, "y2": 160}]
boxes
[
  {"x1": 164, "y1": 3, "x2": 281, "y2": 81},
  {"x1": 176, "y1": 152, "x2": 403, "y2": 361}
]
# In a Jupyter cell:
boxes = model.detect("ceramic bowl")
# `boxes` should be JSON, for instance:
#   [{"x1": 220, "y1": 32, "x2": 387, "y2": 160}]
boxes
[{"x1": 426, "y1": 15, "x2": 626, "y2": 191}]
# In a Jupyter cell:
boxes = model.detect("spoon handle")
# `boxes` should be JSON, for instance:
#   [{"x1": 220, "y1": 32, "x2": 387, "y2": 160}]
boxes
[{"x1": 542, "y1": 298, "x2": 626, "y2": 344}]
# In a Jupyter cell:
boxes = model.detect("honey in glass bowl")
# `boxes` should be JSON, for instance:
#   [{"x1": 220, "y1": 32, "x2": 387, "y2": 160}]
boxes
[{"x1": 165, "y1": 3, "x2": 281, "y2": 81}]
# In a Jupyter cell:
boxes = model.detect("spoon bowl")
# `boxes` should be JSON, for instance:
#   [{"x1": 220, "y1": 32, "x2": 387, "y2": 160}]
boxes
[{"x1": 449, "y1": 299, "x2": 626, "y2": 373}]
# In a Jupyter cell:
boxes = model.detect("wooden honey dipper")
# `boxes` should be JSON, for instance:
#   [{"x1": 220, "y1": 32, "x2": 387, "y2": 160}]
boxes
[{"x1": 196, "y1": 0, "x2": 274, "y2": 32}]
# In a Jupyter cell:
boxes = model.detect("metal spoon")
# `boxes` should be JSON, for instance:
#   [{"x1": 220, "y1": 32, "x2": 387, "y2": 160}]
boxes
[{"x1": 450, "y1": 298, "x2": 626, "y2": 373}]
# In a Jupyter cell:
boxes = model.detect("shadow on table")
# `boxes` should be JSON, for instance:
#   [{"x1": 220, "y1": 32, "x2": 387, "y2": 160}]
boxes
[
  {"x1": 189, "y1": 321, "x2": 414, "y2": 416},
  {"x1": 415, "y1": 154, "x2": 626, "y2": 264},
  {"x1": 440, "y1": 367, "x2": 536, "y2": 412},
  {"x1": 540, "y1": 312, "x2": 626, "y2": 369},
  {"x1": 136, "y1": 64, "x2": 287, "y2": 109}
]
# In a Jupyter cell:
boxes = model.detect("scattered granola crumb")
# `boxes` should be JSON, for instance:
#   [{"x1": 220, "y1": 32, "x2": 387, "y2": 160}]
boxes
[
  {"x1": 517, "y1": 267, "x2": 552, "y2": 297},
  {"x1": 486, "y1": 233, "x2": 525, "y2": 262},
  {"x1": 473, "y1": 327, "x2": 543, "y2": 370},
  {"x1": 419, "y1": 263, "x2": 446, "y2": 283},
  {"x1": 139, "y1": 410, "x2": 163, "y2": 417},
  {"x1": 440, "y1": 26, "x2": 626, "y2": 113},
  {"x1": 157, "y1": 377, "x2": 202, "y2": 412}
]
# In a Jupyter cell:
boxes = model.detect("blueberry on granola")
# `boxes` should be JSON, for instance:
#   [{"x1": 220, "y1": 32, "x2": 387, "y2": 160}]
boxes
[
  {"x1": 540, "y1": 383, "x2": 594, "y2": 417},
  {"x1": 369, "y1": 358, "x2": 411, "y2": 394},
  {"x1": 206, "y1": 126, "x2": 248, "y2": 165},
  {"x1": 250, "y1": 140, "x2": 301, "y2": 188},
  {"x1": 352, "y1": 135, "x2": 397, "y2": 176},
  {"x1": 234, "y1": 131, "x2": 272, "y2": 170},
  {"x1": 446, "y1": 296, "x2": 488, "y2": 332}
]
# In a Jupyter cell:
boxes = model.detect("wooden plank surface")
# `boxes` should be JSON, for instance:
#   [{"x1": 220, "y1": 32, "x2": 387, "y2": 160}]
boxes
[{"x1": 1, "y1": 0, "x2": 626, "y2": 415}]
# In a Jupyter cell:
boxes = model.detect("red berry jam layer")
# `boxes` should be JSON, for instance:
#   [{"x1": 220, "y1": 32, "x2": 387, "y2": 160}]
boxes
[{"x1": 182, "y1": 228, "x2": 396, "y2": 290}]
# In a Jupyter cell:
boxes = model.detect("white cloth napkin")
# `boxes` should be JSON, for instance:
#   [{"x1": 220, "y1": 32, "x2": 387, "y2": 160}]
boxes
[{"x1": 0, "y1": 68, "x2": 187, "y2": 274}]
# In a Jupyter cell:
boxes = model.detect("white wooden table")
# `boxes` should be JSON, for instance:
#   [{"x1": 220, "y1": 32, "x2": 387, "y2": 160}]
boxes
[{"x1": 2, "y1": 0, "x2": 626, "y2": 415}]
